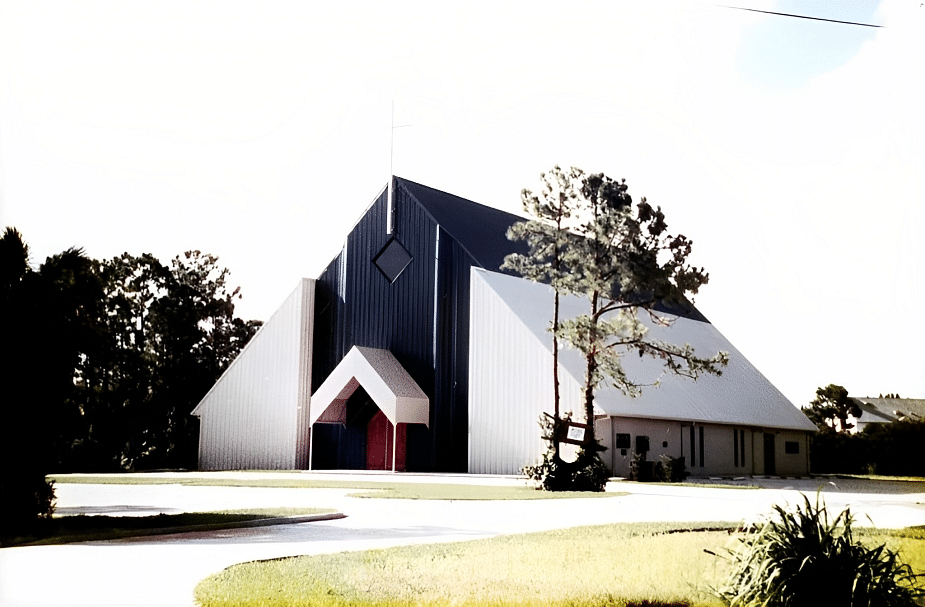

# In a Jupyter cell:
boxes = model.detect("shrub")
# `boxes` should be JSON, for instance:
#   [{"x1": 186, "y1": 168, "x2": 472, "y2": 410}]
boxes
[
  {"x1": 629, "y1": 454, "x2": 687, "y2": 483},
  {"x1": 810, "y1": 419, "x2": 925, "y2": 476},
  {"x1": 523, "y1": 448, "x2": 609, "y2": 492},
  {"x1": 710, "y1": 493, "x2": 924, "y2": 606},
  {"x1": 860, "y1": 419, "x2": 925, "y2": 476},
  {"x1": 654, "y1": 455, "x2": 689, "y2": 483},
  {"x1": 523, "y1": 413, "x2": 609, "y2": 492},
  {"x1": 0, "y1": 474, "x2": 56, "y2": 536},
  {"x1": 809, "y1": 428, "x2": 865, "y2": 474},
  {"x1": 629, "y1": 452, "x2": 653, "y2": 482}
]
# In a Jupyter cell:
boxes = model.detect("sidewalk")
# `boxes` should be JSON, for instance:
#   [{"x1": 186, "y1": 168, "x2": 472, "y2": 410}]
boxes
[{"x1": 1, "y1": 473, "x2": 922, "y2": 606}]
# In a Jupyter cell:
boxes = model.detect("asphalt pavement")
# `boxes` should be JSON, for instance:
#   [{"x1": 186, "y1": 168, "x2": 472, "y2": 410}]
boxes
[{"x1": 1, "y1": 472, "x2": 923, "y2": 607}]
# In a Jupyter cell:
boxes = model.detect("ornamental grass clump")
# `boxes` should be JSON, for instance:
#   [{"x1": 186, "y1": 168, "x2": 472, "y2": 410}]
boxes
[{"x1": 710, "y1": 493, "x2": 924, "y2": 607}]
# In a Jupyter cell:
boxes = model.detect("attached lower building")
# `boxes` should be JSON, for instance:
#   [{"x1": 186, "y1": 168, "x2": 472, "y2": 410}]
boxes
[{"x1": 192, "y1": 177, "x2": 816, "y2": 476}]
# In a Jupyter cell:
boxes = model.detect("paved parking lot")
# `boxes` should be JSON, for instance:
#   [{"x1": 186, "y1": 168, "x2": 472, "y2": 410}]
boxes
[{"x1": 1, "y1": 472, "x2": 923, "y2": 607}]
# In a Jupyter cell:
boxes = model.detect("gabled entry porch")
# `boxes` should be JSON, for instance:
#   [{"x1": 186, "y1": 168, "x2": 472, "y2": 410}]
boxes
[{"x1": 309, "y1": 346, "x2": 429, "y2": 472}]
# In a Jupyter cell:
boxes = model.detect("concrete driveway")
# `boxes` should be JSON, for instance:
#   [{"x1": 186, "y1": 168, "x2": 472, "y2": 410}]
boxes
[{"x1": 1, "y1": 472, "x2": 923, "y2": 607}]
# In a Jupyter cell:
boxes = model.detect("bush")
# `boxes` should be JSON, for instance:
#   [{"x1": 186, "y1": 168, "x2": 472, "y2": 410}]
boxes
[
  {"x1": 809, "y1": 429, "x2": 865, "y2": 474},
  {"x1": 810, "y1": 419, "x2": 925, "y2": 476},
  {"x1": 711, "y1": 494, "x2": 924, "y2": 606},
  {"x1": 860, "y1": 419, "x2": 925, "y2": 476},
  {"x1": 655, "y1": 455, "x2": 689, "y2": 483},
  {"x1": 524, "y1": 449, "x2": 609, "y2": 492},
  {"x1": 523, "y1": 413, "x2": 609, "y2": 492},
  {"x1": 629, "y1": 452, "x2": 654, "y2": 482},
  {"x1": 0, "y1": 474, "x2": 56, "y2": 536},
  {"x1": 629, "y1": 454, "x2": 687, "y2": 483}
]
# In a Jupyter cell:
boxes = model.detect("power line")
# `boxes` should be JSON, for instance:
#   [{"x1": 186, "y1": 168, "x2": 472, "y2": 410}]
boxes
[{"x1": 718, "y1": 5, "x2": 883, "y2": 28}]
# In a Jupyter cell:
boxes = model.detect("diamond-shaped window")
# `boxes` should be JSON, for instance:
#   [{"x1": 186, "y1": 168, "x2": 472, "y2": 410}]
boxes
[{"x1": 373, "y1": 238, "x2": 412, "y2": 283}]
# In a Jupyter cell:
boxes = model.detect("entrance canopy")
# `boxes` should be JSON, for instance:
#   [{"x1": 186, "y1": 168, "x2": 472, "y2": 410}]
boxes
[{"x1": 310, "y1": 346, "x2": 430, "y2": 428}]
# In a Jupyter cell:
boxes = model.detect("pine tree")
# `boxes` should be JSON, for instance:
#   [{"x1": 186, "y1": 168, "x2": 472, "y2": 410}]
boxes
[{"x1": 505, "y1": 167, "x2": 728, "y2": 490}]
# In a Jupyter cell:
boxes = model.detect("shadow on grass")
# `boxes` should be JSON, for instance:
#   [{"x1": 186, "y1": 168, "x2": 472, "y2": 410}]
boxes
[{"x1": 1, "y1": 508, "x2": 338, "y2": 548}]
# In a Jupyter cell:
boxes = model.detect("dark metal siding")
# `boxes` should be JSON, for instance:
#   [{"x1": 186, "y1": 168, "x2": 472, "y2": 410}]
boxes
[
  {"x1": 313, "y1": 184, "x2": 442, "y2": 469},
  {"x1": 432, "y1": 231, "x2": 475, "y2": 471},
  {"x1": 311, "y1": 424, "x2": 365, "y2": 469},
  {"x1": 314, "y1": 187, "x2": 437, "y2": 380},
  {"x1": 311, "y1": 178, "x2": 531, "y2": 472}
]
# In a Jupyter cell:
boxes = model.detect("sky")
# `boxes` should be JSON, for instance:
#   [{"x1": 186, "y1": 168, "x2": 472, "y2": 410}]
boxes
[{"x1": 1, "y1": 0, "x2": 922, "y2": 409}]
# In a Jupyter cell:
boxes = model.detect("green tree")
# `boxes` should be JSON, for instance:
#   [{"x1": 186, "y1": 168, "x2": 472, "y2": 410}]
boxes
[
  {"x1": 0, "y1": 228, "x2": 103, "y2": 531},
  {"x1": 0, "y1": 227, "x2": 261, "y2": 510},
  {"x1": 502, "y1": 168, "x2": 575, "y2": 460},
  {"x1": 803, "y1": 384, "x2": 861, "y2": 433},
  {"x1": 504, "y1": 167, "x2": 728, "y2": 490},
  {"x1": 0, "y1": 227, "x2": 51, "y2": 530},
  {"x1": 74, "y1": 251, "x2": 261, "y2": 470}
]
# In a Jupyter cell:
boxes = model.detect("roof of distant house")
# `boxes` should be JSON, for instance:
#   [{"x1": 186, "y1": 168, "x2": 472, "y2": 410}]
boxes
[{"x1": 852, "y1": 397, "x2": 925, "y2": 425}]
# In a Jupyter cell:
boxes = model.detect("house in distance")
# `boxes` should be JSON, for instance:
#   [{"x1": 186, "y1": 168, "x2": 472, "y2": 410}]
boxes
[
  {"x1": 192, "y1": 177, "x2": 817, "y2": 477},
  {"x1": 846, "y1": 397, "x2": 925, "y2": 434}
]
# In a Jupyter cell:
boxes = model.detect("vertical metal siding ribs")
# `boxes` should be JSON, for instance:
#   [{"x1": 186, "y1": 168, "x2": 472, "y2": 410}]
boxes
[
  {"x1": 468, "y1": 268, "x2": 552, "y2": 474},
  {"x1": 193, "y1": 278, "x2": 314, "y2": 470},
  {"x1": 311, "y1": 180, "x2": 489, "y2": 472}
]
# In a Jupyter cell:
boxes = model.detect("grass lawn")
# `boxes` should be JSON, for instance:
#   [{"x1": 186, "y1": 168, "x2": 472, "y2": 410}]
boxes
[
  {"x1": 49, "y1": 473, "x2": 623, "y2": 500},
  {"x1": 830, "y1": 473, "x2": 925, "y2": 484},
  {"x1": 0, "y1": 507, "x2": 336, "y2": 548},
  {"x1": 194, "y1": 523, "x2": 925, "y2": 607}
]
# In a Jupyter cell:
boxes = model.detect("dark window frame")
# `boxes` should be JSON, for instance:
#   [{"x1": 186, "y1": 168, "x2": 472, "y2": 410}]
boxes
[
  {"x1": 740, "y1": 429, "x2": 746, "y2": 466},
  {"x1": 690, "y1": 426, "x2": 696, "y2": 467},
  {"x1": 699, "y1": 426, "x2": 705, "y2": 468},
  {"x1": 734, "y1": 428, "x2": 739, "y2": 467}
]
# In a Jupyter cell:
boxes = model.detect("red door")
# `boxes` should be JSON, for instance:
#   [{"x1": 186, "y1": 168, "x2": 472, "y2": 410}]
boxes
[{"x1": 366, "y1": 410, "x2": 407, "y2": 471}]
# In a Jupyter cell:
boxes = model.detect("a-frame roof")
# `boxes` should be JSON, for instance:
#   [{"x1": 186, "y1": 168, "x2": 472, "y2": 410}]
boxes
[
  {"x1": 310, "y1": 346, "x2": 430, "y2": 428},
  {"x1": 396, "y1": 177, "x2": 529, "y2": 275},
  {"x1": 474, "y1": 268, "x2": 818, "y2": 432},
  {"x1": 395, "y1": 177, "x2": 708, "y2": 323}
]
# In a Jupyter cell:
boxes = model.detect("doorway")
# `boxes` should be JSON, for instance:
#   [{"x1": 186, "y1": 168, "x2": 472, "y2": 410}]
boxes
[{"x1": 366, "y1": 410, "x2": 407, "y2": 471}]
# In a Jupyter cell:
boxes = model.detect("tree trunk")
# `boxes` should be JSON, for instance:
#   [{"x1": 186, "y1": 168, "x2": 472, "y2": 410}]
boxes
[
  {"x1": 552, "y1": 290, "x2": 561, "y2": 459},
  {"x1": 582, "y1": 291, "x2": 599, "y2": 447}
]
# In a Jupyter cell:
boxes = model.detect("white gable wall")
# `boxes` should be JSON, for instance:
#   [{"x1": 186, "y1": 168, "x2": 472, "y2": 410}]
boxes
[
  {"x1": 469, "y1": 268, "x2": 815, "y2": 477},
  {"x1": 468, "y1": 268, "x2": 583, "y2": 474},
  {"x1": 192, "y1": 278, "x2": 314, "y2": 470}
]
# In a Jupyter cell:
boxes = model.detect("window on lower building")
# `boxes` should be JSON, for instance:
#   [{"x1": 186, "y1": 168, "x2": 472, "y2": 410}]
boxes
[
  {"x1": 689, "y1": 426, "x2": 696, "y2": 467},
  {"x1": 615, "y1": 433, "x2": 630, "y2": 449},
  {"x1": 785, "y1": 441, "x2": 800, "y2": 454},
  {"x1": 699, "y1": 426, "x2": 705, "y2": 467},
  {"x1": 733, "y1": 428, "x2": 747, "y2": 467},
  {"x1": 734, "y1": 428, "x2": 739, "y2": 467},
  {"x1": 740, "y1": 429, "x2": 746, "y2": 466}
]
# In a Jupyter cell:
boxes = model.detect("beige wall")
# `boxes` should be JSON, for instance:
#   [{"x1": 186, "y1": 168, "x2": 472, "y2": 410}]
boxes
[
  {"x1": 601, "y1": 417, "x2": 810, "y2": 478},
  {"x1": 600, "y1": 417, "x2": 684, "y2": 478},
  {"x1": 750, "y1": 429, "x2": 811, "y2": 477}
]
